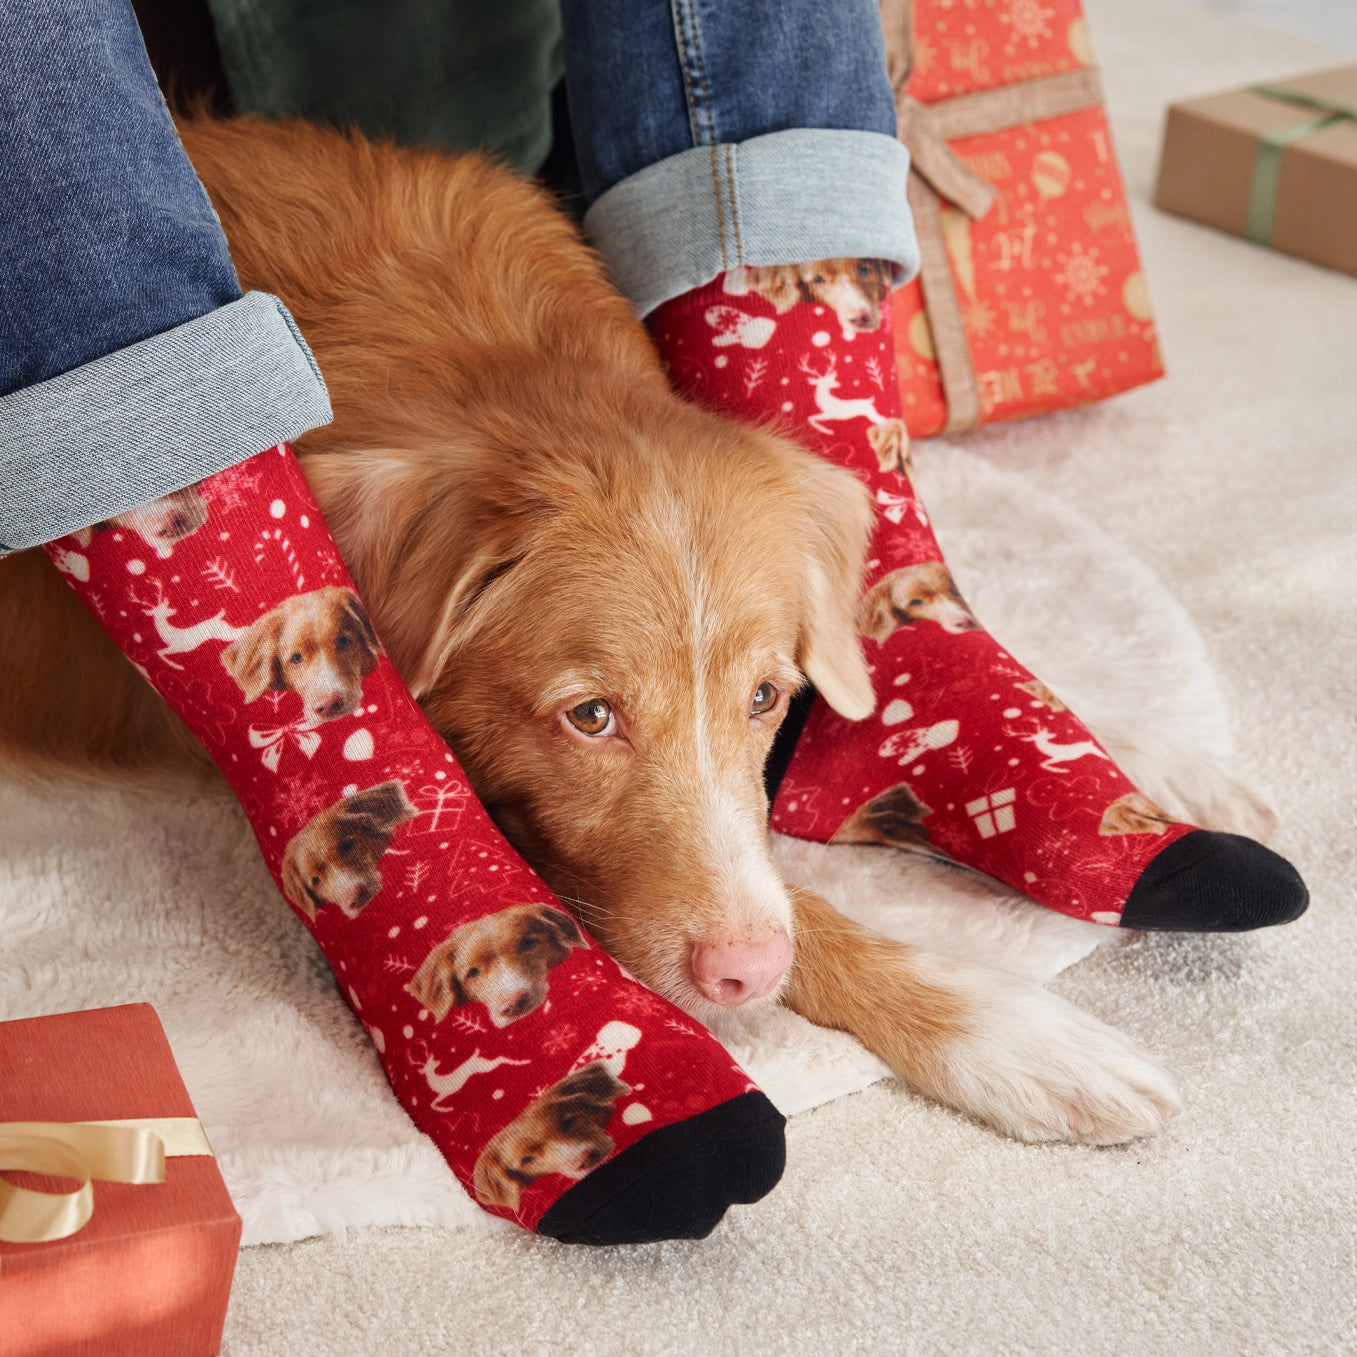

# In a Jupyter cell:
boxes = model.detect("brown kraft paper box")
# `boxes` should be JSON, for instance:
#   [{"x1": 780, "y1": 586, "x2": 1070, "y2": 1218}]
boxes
[
  {"x1": 0, "y1": 1004, "x2": 241, "y2": 1357},
  {"x1": 1154, "y1": 65, "x2": 1357, "y2": 277}
]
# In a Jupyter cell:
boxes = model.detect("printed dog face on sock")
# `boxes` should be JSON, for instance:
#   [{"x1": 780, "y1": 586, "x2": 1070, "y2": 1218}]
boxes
[
  {"x1": 857, "y1": 562, "x2": 980, "y2": 642},
  {"x1": 831, "y1": 782, "x2": 933, "y2": 851},
  {"x1": 724, "y1": 258, "x2": 894, "y2": 338},
  {"x1": 71, "y1": 485, "x2": 209, "y2": 557},
  {"x1": 406, "y1": 904, "x2": 586, "y2": 1027},
  {"x1": 867, "y1": 419, "x2": 913, "y2": 479},
  {"x1": 221, "y1": 585, "x2": 379, "y2": 725},
  {"x1": 1099, "y1": 792, "x2": 1175, "y2": 836},
  {"x1": 473, "y1": 1062, "x2": 630, "y2": 1210},
  {"x1": 281, "y1": 781, "x2": 416, "y2": 919}
]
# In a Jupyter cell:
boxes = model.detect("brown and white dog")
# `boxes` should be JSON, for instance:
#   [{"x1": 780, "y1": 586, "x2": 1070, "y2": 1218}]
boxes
[
  {"x1": 473, "y1": 1062, "x2": 630, "y2": 1210},
  {"x1": 724, "y1": 259, "x2": 895, "y2": 339},
  {"x1": 406, "y1": 903, "x2": 587, "y2": 1027},
  {"x1": 72, "y1": 484, "x2": 209, "y2": 557},
  {"x1": 281, "y1": 780, "x2": 417, "y2": 919},
  {"x1": 856, "y1": 561, "x2": 981, "y2": 641},
  {"x1": 221, "y1": 585, "x2": 380, "y2": 725},
  {"x1": 0, "y1": 120, "x2": 1180, "y2": 1149}
]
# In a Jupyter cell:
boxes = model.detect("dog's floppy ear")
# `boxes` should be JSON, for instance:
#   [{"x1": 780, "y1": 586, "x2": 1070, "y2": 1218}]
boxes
[
  {"x1": 339, "y1": 780, "x2": 417, "y2": 833},
  {"x1": 406, "y1": 938, "x2": 466, "y2": 1019},
  {"x1": 533, "y1": 905, "x2": 586, "y2": 952},
  {"x1": 340, "y1": 588, "x2": 381, "y2": 661},
  {"x1": 281, "y1": 839, "x2": 321, "y2": 921},
  {"x1": 301, "y1": 449, "x2": 548, "y2": 701},
  {"x1": 221, "y1": 610, "x2": 285, "y2": 702},
  {"x1": 473, "y1": 1143, "x2": 522, "y2": 1209},
  {"x1": 750, "y1": 265, "x2": 804, "y2": 314},
  {"x1": 553, "y1": 1060, "x2": 630, "y2": 1106},
  {"x1": 855, "y1": 577, "x2": 899, "y2": 645},
  {"x1": 794, "y1": 455, "x2": 876, "y2": 720}
]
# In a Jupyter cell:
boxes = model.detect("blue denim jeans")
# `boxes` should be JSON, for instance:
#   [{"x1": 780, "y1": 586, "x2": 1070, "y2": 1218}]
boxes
[
  {"x1": 0, "y1": 1, "x2": 331, "y2": 551},
  {"x1": 560, "y1": 0, "x2": 919, "y2": 316},
  {"x1": 0, "y1": 0, "x2": 915, "y2": 551}
]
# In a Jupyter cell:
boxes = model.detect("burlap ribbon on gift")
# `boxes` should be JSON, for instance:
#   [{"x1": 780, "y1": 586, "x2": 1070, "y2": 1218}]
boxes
[
  {"x1": 879, "y1": 0, "x2": 1106, "y2": 432},
  {"x1": 0, "y1": 1117, "x2": 213, "y2": 1244}
]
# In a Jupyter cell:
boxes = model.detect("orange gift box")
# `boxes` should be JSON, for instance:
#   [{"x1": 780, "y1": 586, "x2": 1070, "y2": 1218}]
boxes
[
  {"x1": 0, "y1": 1005, "x2": 241, "y2": 1357},
  {"x1": 880, "y1": 0, "x2": 1163, "y2": 435}
]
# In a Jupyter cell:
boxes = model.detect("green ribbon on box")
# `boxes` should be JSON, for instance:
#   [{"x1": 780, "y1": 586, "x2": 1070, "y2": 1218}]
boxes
[{"x1": 1246, "y1": 84, "x2": 1357, "y2": 245}]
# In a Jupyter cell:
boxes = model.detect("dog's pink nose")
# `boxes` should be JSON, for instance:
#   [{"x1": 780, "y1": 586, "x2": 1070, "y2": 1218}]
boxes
[
  {"x1": 314, "y1": 692, "x2": 348, "y2": 718},
  {"x1": 690, "y1": 931, "x2": 792, "y2": 1007}
]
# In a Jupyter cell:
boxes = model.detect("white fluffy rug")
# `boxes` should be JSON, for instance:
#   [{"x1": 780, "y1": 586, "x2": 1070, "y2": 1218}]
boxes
[{"x1": 0, "y1": 443, "x2": 1263, "y2": 1246}]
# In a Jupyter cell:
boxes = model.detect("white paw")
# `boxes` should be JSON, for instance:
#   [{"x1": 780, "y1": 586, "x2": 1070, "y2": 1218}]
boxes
[{"x1": 936, "y1": 971, "x2": 1181, "y2": 1146}]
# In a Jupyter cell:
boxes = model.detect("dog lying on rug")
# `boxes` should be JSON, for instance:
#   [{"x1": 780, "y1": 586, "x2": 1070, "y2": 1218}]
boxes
[{"x1": 0, "y1": 120, "x2": 1188, "y2": 1166}]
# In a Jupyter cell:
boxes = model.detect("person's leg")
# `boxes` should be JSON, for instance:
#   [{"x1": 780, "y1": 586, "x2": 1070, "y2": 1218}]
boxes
[
  {"x1": 560, "y1": 0, "x2": 1307, "y2": 932},
  {"x1": 0, "y1": 0, "x2": 329, "y2": 551},
  {"x1": 5, "y1": 2, "x2": 783, "y2": 1240}
]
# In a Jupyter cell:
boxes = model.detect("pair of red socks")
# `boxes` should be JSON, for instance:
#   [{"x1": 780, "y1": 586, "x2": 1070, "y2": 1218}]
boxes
[{"x1": 45, "y1": 261, "x2": 1303, "y2": 1243}]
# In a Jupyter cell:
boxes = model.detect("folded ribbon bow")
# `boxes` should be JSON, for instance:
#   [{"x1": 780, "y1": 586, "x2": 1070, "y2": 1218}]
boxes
[{"x1": 0, "y1": 1117, "x2": 212, "y2": 1244}]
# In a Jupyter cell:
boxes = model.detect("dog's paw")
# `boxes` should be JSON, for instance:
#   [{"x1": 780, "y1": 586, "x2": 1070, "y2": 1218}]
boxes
[{"x1": 932, "y1": 974, "x2": 1181, "y2": 1146}]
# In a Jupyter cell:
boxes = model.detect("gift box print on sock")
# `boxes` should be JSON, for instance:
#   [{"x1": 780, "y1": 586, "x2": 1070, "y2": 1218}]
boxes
[
  {"x1": 45, "y1": 445, "x2": 784, "y2": 1242},
  {"x1": 651, "y1": 266, "x2": 1307, "y2": 931}
]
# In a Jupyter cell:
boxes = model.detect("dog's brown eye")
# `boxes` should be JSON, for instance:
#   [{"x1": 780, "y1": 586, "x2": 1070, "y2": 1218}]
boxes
[
  {"x1": 518, "y1": 937, "x2": 537, "y2": 952},
  {"x1": 311, "y1": 875, "x2": 322, "y2": 888},
  {"x1": 336, "y1": 634, "x2": 351, "y2": 650},
  {"x1": 520, "y1": 1155, "x2": 536, "y2": 1167},
  {"x1": 465, "y1": 967, "x2": 480, "y2": 979},
  {"x1": 289, "y1": 651, "x2": 304, "y2": 665},
  {"x1": 566, "y1": 698, "x2": 613, "y2": 735},
  {"x1": 751, "y1": 682, "x2": 778, "y2": 716}
]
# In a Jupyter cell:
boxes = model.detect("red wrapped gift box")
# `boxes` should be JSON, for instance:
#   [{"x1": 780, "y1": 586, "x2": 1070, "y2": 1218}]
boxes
[
  {"x1": 0, "y1": 1005, "x2": 241, "y2": 1357},
  {"x1": 881, "y1": 0, "x2": 1163, "y2": 435}
]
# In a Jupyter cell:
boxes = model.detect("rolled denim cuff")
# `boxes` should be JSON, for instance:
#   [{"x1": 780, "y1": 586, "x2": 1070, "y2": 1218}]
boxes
[
  {"x1": 0, "y1": 291, "x2": 332, "y2": 551},
  {"x1": 583, "y1": 129, "x2": 920, "y2": 318}
]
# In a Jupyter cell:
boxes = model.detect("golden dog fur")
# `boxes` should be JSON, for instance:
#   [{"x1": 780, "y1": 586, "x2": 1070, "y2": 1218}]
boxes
[{"x1": 0, "y1": 120, "x2": 1180, "y2": 1147}]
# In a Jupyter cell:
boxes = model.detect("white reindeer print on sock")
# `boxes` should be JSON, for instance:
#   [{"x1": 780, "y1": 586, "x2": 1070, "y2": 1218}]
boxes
[
  {"x1": 1020, "y1": 726, "x2": 1114, "y2": 774},
  {"x1": 799, "y1": 354, "x2": 885, "y2": 433},
  {"x1": 421, "y1": 1050, "x2": 533, "y2": 1112},
  {"x1": 130, "y1": 581, "x2": 246, "y2": 668}
]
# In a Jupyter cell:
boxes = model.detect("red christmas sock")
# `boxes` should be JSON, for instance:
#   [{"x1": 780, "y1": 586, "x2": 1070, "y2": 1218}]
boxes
[
  {"x1": 650, "y1": 264, "x2": 1306, "y2": 931},
  {"x1": 44, "y1": 444, "x2": 784, "y2": 1242}
]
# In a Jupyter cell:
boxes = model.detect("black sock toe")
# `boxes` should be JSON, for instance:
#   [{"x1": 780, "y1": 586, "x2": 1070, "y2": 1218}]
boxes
[
  {"x1": 536, "y1": 1091, "x2": 786, "y2": 1246},
  {"x1": 1120, "y1": 829, "x2": 1309, "y2": 932}
]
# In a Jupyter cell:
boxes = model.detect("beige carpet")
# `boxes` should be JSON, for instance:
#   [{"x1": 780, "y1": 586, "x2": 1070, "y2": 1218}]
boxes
[{"x1": 10, "y1": 0, "x2": 1357, "y2": 1351}]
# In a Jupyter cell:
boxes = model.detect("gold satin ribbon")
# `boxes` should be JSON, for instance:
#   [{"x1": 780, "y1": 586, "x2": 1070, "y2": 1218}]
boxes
[
  {"x1": 0, "y1": 1117, "x2": 213, "y2": 1244},
  {"x1": 880, "y1": 0, "x2": 1106, "y2": 432}
]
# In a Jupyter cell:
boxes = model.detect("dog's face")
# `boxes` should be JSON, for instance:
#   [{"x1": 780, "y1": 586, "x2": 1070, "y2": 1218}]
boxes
[
  {"x1": 798, "y1": 258, "x2": 894, "y2": 335},
  {"x1": 311, "y1": 406, "x2": 875, "y2": 1019},
  {"x1": 726, "y1": 259, "x2": 894, "y2": 336},
  {"x1": 406, "y1": 904, "x2": 586, "y2": 1026},
  {"x1": 221, "y1": 585, "x2": 379, "y2": 724},
  {"x1": 473, "y1": 1062, "x2": 630, "y2": 1209},
  {"x1": 108, "y1": 485, "x2": 210, "y2": 555},
  {"x1": 857, "y1": 561, "x2": 980, "y2": 642},
  {"x1": 281, "y1": 780, "x2": 416, "y2": 919}
]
